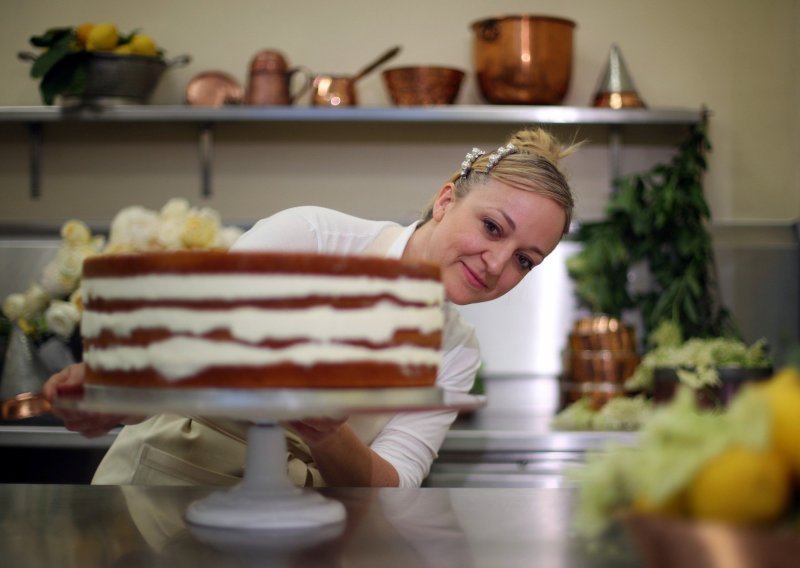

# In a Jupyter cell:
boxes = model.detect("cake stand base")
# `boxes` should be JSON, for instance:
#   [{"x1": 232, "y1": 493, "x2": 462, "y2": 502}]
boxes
[{"x1": 185, "y1": 422, "x2": 346, "y2": 530}]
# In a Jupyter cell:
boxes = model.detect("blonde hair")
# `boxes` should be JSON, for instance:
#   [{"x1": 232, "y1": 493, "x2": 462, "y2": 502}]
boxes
[{"x1": 420, "y1": 128, "x2": 580, "y2": 234}]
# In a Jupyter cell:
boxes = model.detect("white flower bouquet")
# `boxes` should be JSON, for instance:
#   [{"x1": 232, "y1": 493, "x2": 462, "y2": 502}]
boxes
[{"x1": 1, "y1": 198, "x2": 243, "y2": 359}]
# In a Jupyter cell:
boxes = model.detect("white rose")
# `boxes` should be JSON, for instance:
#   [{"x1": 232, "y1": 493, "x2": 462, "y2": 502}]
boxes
[
  {"x1": 216, "y1": 226, "x2": 244, "y2": 250},
  {"x1": 157, "y1": 218, "x2": 184, "y2": 249},
  {"x1": 45, "y1": 300, "x2": 81, "y2": 339},
  {"x1": 160, "y1": 198, "x2": 191, "y2": 220},
  {"x1": 2, "y1": 293, "x2": 27, "y2": 321},
  {"x1": 60, "y1": 219, "x2": 91, "y2": 246},
  {"x1": 24, "y1": 283, "x2": 50, "y2": 315},
  {"x1": 181, "y1": 208, "x2": 221, "y2": 249},
  {"x1": 57, "y1": 247, "x2": 84, "y2": 280},
  {"x1": 40, "y1": 261, "x2": 70, "y2": 298},
  {"x1": 69, "y1": 287, "x2": 84, "y2": 314},
  {"x1": 109, "y1": 206, "x2": 160, "y2": 251}
]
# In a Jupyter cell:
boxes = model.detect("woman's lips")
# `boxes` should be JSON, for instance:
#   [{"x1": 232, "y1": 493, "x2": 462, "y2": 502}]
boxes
[{"x1": 461, "y1": 262, "x2": 486, "y2": 289}]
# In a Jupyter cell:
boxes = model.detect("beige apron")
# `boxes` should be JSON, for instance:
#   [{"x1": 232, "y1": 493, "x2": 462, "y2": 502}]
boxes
[{"x1": 92, "y1": 226, "x2": 405, "y2": 487}]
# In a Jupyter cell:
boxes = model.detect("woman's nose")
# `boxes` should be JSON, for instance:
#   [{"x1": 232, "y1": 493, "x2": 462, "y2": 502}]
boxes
[{"x1": 482, "y1": 245, "x2": 510, "y2": 274}]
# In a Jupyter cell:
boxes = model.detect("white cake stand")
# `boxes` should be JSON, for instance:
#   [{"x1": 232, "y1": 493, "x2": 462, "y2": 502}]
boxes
[{"x1": 59, "y1": 385, "x2": 484, "y2": 531}]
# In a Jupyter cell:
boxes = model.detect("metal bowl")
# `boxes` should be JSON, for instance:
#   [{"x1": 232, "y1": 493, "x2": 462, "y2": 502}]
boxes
[
  {"x1": 63, "y1": 52, "x2": 190, "y2": 105},
  {"x1": 653, "y1": 366, "x2": 774, "y2": 408},
  {"x1": 382, "y1": 66, "x2": 464, "y2": 106}
]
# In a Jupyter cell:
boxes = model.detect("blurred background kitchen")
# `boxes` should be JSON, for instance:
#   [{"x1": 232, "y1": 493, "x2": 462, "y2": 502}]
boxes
[{"x1": 0, "y1": 0, "x2": 797, "y2": 486}]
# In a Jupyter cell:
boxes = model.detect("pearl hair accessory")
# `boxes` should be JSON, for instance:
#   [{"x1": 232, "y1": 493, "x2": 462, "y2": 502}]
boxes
[
  {"x1": 485, "y1": 143, "x2": 518, "y2": 172},
  {"x1": 459, "y1": 147, "x2": 485, "y2": 179}
]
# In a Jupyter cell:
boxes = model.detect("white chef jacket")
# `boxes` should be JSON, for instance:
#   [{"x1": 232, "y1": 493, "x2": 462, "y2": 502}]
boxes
[{"x1": 232, "y1": 206, "x2": 480, "y2": 487}]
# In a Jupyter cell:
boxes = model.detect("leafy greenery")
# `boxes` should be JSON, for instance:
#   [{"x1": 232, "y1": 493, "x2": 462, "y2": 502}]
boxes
[{"x1": 566, "y1": 120, "x2": 738, "y2": 345}]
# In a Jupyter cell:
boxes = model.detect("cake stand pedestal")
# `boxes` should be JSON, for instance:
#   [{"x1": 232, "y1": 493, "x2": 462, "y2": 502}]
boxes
[
  {"x1": 59, "y1": 385, "x2": 484, "y2": 531},
  {"x1": 186, "y1": 421, "x2": 347, "y2": 529}
]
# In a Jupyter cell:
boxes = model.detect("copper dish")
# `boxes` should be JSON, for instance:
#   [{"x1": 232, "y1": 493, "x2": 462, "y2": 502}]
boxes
[
  {"x1": 1, "y1": 392, "x2": 51, "y2": 421},
  {"x1": 382, "y1": 66, "x2": 464, "y2": 106},
  {"x1": 186, "y1": 71, "x2": 244, "y2": 107}
]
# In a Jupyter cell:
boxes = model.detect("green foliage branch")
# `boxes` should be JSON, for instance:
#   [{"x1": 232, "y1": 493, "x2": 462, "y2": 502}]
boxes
[{"x1": 566, "y1": 120, "x2": 738, "y2": 346}]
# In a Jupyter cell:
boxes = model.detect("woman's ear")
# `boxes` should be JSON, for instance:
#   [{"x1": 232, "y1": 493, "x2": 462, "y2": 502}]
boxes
[{"x1": 432, "y1": 183, "x2": 456, "y2": 222}]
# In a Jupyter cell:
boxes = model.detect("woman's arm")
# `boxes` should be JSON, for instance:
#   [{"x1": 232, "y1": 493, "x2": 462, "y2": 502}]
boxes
[{"x1": 285, "y1": 418, "x2": 400, "y2": 487}]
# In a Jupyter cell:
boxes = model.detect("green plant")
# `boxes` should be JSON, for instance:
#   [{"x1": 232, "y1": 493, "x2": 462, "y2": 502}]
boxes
[{"x1": 566, "y1": 120, "x2": 738, "y2": 346}]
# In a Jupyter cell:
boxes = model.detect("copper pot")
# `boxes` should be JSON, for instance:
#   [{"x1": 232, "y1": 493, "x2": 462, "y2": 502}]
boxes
[{"x1": 471, "y1": 15, "x2": 576, "y2": 105}]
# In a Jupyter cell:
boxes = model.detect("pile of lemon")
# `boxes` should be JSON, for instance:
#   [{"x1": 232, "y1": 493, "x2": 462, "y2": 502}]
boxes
[
  {"x1": 637, "y1": 366, "x2": 800, "y2": 526},
  {"x1": 75, "y1": 22, "x2": 159, "y2": 57}
]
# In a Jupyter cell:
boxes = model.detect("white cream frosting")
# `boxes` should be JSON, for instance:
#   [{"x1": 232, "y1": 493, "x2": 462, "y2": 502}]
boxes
[
  {"x1": 81, "y1": 303, "x2": 442, "y2": 342},
  {"x1": 84, "y1": 336, "x2": 440, "y2": 381},
  {"x1": 83, "y1": 274, "x2": 443, "y2": 304}
]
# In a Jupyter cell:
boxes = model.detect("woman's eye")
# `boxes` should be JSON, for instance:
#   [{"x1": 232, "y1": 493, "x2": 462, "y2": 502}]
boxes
[
  {"x1": 483, "y1": 219, "x2": 501, "y2": 236},
  {"x1": 517, "y1": 254, "x2": 535, "y2": 271}
]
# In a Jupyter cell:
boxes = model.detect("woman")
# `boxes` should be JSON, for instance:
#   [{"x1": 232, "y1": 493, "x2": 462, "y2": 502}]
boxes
[{"x1": 44, "y1": 127, "x2": 578, "y2": 488}]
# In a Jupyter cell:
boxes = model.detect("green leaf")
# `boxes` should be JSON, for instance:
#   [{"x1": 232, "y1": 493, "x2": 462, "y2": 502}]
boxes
[
  {"x1": 29, "y1": 27, "x2": 73, "y2": 48},
  {"x1": 38, "y1": 51, "x2": 88, "y2": 105},
  {"x1": 30, "y1": 31, "x2": 77, "y2": 79}
]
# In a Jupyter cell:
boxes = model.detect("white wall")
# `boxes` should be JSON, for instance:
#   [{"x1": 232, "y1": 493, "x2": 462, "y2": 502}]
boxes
[{"x1": 0, "y1": 0, "x2": 798, "y2": 229}]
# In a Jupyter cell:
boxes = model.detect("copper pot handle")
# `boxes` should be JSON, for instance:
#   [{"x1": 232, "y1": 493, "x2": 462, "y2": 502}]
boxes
[
  {"x1": 287, "y1": 65, "x2": 313, "y2": 104},
  {"x1": 477, "y1": 19, "x2": 500, "y2": 42}
]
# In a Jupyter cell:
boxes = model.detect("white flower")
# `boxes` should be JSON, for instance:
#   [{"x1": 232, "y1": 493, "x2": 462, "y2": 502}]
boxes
[
  {"x1": 157, "y1": 218, "x2": 184, "y2": 249},
  {"x1": 2, "y1": 293, "x2": 27, "y2": 321},
  {"x1": 216, "y1": 225, "x2": 244, "y2": 249},
  {"x1": 24, "y1": 283, "x2": 50, "y2": 315},
  {"x1": 69, "y1": 288, "x2": 84, "y2": 314},
  {"x1": 181, "y1": 207, "x2": 221, "y2": 249},
  {"x1": 40, "y1": 261, "x2": 70, "y2": 298},
  {"x1": 60, "y1": 219, "x2": 91, "y2": 247},
  {"x1": 160, "y1": 198, "x2": 191, "y2": 220},
  {"x1": 108, "y1": 206, "x2": 161, "y2": 251},
  {"x1": 45, "y1": 300, "x2": 81, "y2": 339}
]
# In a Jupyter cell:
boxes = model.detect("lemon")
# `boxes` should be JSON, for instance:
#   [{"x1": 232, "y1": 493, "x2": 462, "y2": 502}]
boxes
[
  {"x1": 86, "y1": 23, "x2": 118, "y2": 51},
  {"x1": 113, "y1": 44, "x2": 134, "y2": 55},
  {"x1": 632, "y1": 490, "x2": 688, "y2": 518},
  {"x1": 128, "y1": 34, "x2": 158, "y2": 57},
  {"x1": 687, "y1": 445, "x2": 791, "y2": 525},
  {"x1": 757, "y1": 367, "x2": 800, "y2": 475},
  {"x1": 76, "y1": 22, "x2": 94, "y2": 47}
]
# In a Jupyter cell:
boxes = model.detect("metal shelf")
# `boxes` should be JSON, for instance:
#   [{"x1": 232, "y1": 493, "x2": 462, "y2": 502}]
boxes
[
  {"x1": 0, "y1": 104, "x2": 703, "y2": 125},
  {"x1": 0, "y1": 104, "x2": 705, "y2": 199}
]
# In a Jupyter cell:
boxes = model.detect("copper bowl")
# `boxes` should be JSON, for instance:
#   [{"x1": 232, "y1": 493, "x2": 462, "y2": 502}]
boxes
[{"x1": 382, "y1": 66, "x2": 464, "y2": 106}]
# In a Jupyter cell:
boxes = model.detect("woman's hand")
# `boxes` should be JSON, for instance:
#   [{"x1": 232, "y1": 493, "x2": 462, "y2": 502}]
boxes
[
  {"x1": 283, "y1": 417, "x2": 348, "y2": 447},
  {"x1": 43, "y1": 362, "x2": 143, "y2": 438}
]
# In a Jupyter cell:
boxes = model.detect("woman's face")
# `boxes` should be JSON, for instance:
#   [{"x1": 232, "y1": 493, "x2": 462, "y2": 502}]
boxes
[{"x1": 420, "y1": 180, "x2": 567, "y2": 305}]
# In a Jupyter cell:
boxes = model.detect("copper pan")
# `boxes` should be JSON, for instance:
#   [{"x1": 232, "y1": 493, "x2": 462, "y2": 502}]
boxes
[
  {"x1": 1, "y1": 392, "x2": 51, "y2": 421},
  {"x1": 312, "y1": 45, "x2": 401, "y2": 107}
]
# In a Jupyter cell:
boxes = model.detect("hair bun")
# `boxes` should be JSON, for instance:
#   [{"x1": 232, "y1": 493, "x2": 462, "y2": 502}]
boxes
[{"x1": 508, "y1": 128, "x2": 581, "y2": 166}]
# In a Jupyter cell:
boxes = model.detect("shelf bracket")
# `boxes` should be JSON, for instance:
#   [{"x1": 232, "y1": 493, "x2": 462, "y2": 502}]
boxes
[
  {"x1": 609, "y1": 125, "x2": 622, "y2": 194},
  {"x1": 27, "y1": 122, "x2": 43, "y2": 199},
  {"x1": 198, "y1": 122, "x2": 214, "y2": 199}
]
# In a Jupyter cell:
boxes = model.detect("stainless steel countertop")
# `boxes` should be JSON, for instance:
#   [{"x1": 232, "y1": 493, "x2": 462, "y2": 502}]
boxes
[
  {"x1": 0, "y1": 484, "x2": 642, "y2": 568},
  {"x1": 0, "y1": 376, "x2": 637, "y2": 452}
]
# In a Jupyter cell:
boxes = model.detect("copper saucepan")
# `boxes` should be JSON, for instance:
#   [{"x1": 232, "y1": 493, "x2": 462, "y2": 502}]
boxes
[
  {"x1": 1, "y1": 392, "x2": 51, "y2": 421},
  {"x1": 312, "y1": 45, "x2": 401, "y2": 107}
]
